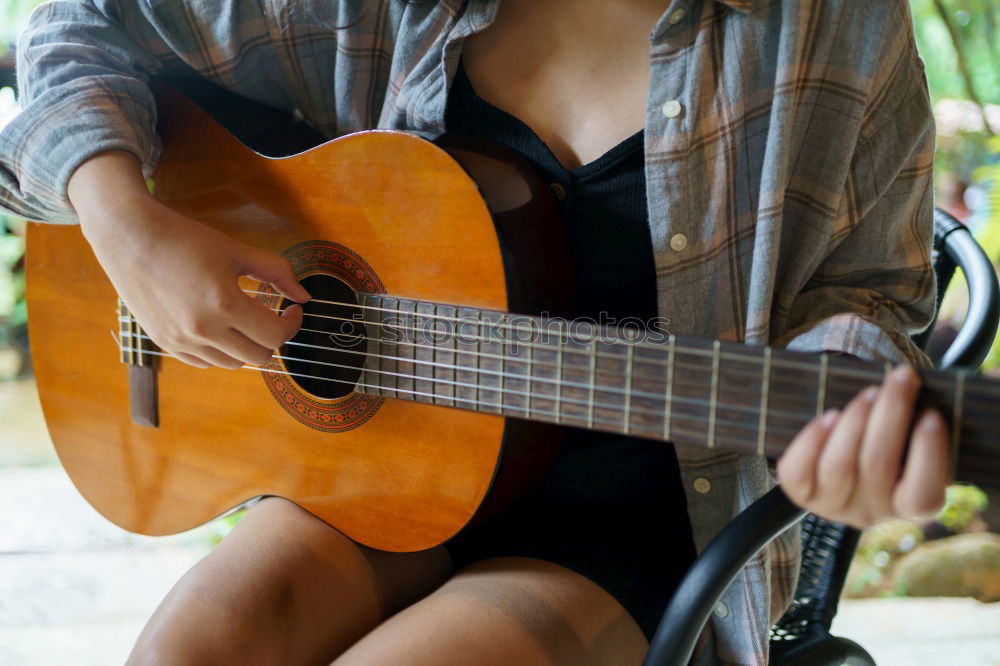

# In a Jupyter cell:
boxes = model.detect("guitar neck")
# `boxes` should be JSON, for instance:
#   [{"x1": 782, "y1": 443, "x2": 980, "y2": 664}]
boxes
[{"x1": 354, "y1": 294, "x2": 1000, "y2": 489}]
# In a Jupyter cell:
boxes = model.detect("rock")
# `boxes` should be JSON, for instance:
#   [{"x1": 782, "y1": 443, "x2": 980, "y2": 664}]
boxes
[
  {"x1": 859, "y1": 519, "x2": 924, "y2": 557},
  {"x1": 843, "y1": 559, "x2": 888, "y2": 599},
  {"x1": 893, "y1": 533, "x2": 1000, "y2": 602}
]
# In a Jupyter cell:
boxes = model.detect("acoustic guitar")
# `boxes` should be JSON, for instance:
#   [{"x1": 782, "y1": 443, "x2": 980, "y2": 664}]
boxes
[{"x1": 25, "y1": 85, "x2": 999, "y2": 552}]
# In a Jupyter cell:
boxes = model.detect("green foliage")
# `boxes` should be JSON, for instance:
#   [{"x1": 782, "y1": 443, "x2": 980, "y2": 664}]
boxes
[
  {"x1": 0, "y1": 224, "x2": 24, "y2": 321},
  {"x1": 0, "y1": 0, "x2": 47, "y2": 44},
  {"x1": 208, "y1": 508, "x2": 246, "y2": 546},
  {"x1": 935, "y1": 483, "x2": 990, "y2": 533},
  {"x1": 910, "y1": 0, "x2": 1000, "y2": 105},
  {"x1": 0, "y1": 213, "x2": 25, "y2": 346}
]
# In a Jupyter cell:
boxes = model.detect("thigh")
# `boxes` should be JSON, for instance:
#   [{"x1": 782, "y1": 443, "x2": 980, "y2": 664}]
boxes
[
  {"x1": 127, "y1": 496, "x2": 451, "y2": 666},
  {"x1": 331, "y1": 557, "x2": 649, "y2": 666}
]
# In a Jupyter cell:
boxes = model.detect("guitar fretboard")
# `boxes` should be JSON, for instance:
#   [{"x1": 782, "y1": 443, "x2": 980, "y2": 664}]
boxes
[{"x1": 349, "y1": 294, "x2": 998, "y2": 490}]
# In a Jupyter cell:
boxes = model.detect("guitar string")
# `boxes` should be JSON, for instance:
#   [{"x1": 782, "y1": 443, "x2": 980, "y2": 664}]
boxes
[
  {"x1": 278, "y1": 312, "x2": 982, "y2": 400},
  {"x1": 118, "y1": 320, "x2": 821, "y2": 412},
  {"x1": 236, "y1": 289, "x2": 894, "y2": 383},
  {"x1": 115, "y1": 343, "x2": 805, "y2": 447},
  {"x1": 288, "y1": 325, "x2": 824, "y2": 399},
  {"x1": 121, "y1": 314, "x2": 818, "y2": 402},
  {"x1": 117, "y1": 305, "x2": 982, "y2": 412},
  {"x1": 120, "y1": 328, "x2": 814, "y2": 421},
  {"x1": 118, "y1": 308, "x2": 976, "y2": 403},
  {"x1": 123, "y1": 297, "x2": 893, "y2": 387}
]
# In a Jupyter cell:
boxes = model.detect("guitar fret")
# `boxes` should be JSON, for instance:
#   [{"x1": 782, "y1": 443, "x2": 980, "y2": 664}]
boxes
[
  {"x1": 414, "y1": 302, "x2": 437, "y2": 403},
  {"x1": 587, "y1": 340, "x2": 597, "y2": 428},
  {"x1": 396, "y1": 300, "x2": 416, "y2": 400},
  {"x1": 816, "y1": 352, "x2": 828, "y2": 416},
  {"x1": 757, "y1": 346, "x2": 771, "y2": 457},
  {"x1": 479, "y1": 310, "x2": 504, "y2": 414},
  {"x1": 525, "y1": 334, "x2": 534, "y2": 419},
  {"x1": 707, "y1": 340, "x2": 721, "y2": 448},
  {"x1": 475, "y1": 310, "x2": 483, "y2": 410},
  {"x1": 498, "y1": 314, "x2": 506, "y2": 413},
  {"x1": 377, "y1": 296, "x2": 397, "y2": 398},
  {"x1": 435, "y1": 303, "x2": 457, "y2": 407},
  {"x1": 663, "y1": 335, "x2": 675, "y2": 441},
  {"x1": 455, "y1": 307, "x2": 480, "y2": 410},
  {"x1": 623, "y1": 343, "x2": 634, "y2": 435},
  {"x1": 363, "y1": 294, "x2": 381, "y2": 396},
  {"x1": 554, "y1": 321, "x2": 565, "y2": 424},
  {"x1": 503, "y1": 316, "x2": 532, "y2": 416}
]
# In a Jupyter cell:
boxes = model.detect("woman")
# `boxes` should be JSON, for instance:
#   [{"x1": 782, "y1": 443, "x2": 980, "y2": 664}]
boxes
[{"x1": 1, "y1": 1, "x2": 948, "y2": 664}]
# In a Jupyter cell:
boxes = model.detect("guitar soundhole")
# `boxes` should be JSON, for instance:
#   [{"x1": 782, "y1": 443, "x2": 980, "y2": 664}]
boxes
[{"x1": 279, "y1": 274, "x2": 367, "y2": 400}]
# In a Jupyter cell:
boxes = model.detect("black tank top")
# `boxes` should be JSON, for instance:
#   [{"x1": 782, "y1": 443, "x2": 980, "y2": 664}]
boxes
[
  {"x1": 445, "y1": 61, "x2": 658, "y2": 324},
  {"x1": 442, "y1": 61, "x2": 696, "y2": 641}
]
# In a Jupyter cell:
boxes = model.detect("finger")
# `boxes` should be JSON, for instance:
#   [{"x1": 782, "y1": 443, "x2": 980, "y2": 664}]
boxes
[
  {"x1": 213, "y1": 328, "x2": 276, "y2": 367},
  {"x1": 778, "y1": 409, "x2": 841, "y2": 506},
  {"x1": 858, "y1": 365, "x2": 921, "y2": 521},
  {"x1": 232, "y1": 297, "x2": 304, "y2": 351},
  {"x1": 892, "y1": 408, "x2": 949, "y2": 519},
  {"x1": 239, "y1": 247, "x2": 310, "y2": 303},
  {"x1": 173, "y1": 350, "x2": 211, "y2": 369},
  {"x1": 188, "y1": 345, "x2": 244, "y2": 370},
  {"x1": 812, "y1": 385, "x2": 879, "y2": 519}
]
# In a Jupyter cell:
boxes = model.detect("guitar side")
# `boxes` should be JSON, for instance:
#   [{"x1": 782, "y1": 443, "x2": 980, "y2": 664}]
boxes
[{"x1": 25, "y1": 86, "x2": 538, "y2": 552}]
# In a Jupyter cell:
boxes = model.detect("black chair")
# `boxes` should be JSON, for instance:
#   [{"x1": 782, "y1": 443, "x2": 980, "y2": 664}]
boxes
[{"x1": 643, "y1": 207, "x2": 1000, "y2": 666}]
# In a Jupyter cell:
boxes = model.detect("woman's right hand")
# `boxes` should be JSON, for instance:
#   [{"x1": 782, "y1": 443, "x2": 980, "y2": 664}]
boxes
[{"x1": 68, "y1": 151, "x2": 310, "y2": 369}]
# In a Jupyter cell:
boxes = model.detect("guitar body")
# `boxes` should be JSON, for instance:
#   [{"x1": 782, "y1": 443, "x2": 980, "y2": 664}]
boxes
[{"x1": 26, "y1": 85, "x2": 569, "y2": 552}]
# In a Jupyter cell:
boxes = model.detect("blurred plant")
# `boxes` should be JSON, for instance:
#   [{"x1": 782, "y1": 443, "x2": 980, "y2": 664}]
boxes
[
  {"x1": 936, "y1": 483, "x2": 990, "y2": 534},
  {"x1": 0, "y1": 214, "x2": 24, "y2": 326},
  {"x1": 1, "y1": 0, "x2": 47, "y2": 45},
  {"x1": 911, "y1": 0, "x2": 1000, "y2": 111},
  {"x1": 208, "y1": 509, "x2": 246, "y2": 546}
]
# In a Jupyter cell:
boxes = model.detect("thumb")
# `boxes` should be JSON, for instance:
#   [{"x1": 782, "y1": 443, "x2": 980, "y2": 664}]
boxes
[
  {"x1": 279, "y1": 303, "x2": 306, "y2": 340},
  {"x1": 240, "y1": 247, "x2": 311, "y2": 303}
]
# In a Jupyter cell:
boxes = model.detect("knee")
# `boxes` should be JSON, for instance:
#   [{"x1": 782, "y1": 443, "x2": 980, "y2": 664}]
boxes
[{"x1": 125, "y1": 549, "x2": 297, "y2": 666}]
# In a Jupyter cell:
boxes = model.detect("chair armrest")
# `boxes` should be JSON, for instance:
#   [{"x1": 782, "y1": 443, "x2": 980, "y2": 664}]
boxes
[
  {"x1": 642, "y1": 486, "x2": 806, "y2": 666},
  {"x1": 932, "y1": 210, "x2": 1000, "y2": 370}
]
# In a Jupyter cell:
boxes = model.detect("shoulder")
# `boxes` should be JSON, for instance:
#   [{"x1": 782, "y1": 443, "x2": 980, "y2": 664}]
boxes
[{"x1": 745, "y1": 0, "x2": 925, "y2": 112}]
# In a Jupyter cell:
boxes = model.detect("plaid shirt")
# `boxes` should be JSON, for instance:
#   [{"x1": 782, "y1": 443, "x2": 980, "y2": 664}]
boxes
[{"x1": 1, "y1": 0, "x2": 936, "y2": 663}]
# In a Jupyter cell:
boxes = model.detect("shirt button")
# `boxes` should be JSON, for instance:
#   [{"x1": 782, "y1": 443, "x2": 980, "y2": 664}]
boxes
[
  {"x1": 714, "y1": 602, "x2": 729, "y2": 618},
  {"x1": 661, "y1": 99, "x2": 682, "y2": 118},
  {"x1": 549, "y1": 182, "x2": 567, "y2": 202},
  {"x1": 670, "y1": 233, "x2": 688, "y2": 251},
  {"x1": 668, "y1": 8, "x2": 686, "y2": 24},
  {"x1": 693, "y1": 477, "x2": 711, "y2": 494}
]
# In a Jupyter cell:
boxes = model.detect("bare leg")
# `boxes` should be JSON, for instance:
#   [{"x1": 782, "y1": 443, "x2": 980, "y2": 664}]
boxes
[
  {"x1": 126, "y1": 497, "x2": 451, "y2": 666},
  {"x1": 332, "y1": 557, "x2": 649, "y2": 666}
]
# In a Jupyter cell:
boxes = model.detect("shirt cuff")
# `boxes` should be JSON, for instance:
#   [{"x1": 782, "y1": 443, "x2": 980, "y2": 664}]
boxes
[
  {"x1": 775, "y1": 312, "x2": 932, "y2": 368},
  {"x1": 0, "y1": 80, "x2": 160, "y2": 223}
]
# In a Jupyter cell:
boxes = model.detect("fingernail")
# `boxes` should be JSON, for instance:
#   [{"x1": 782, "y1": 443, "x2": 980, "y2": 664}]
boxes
[
  {"x1": 860, "y1": 386, "x2": 879, "y2": 402},
  {"x1": 919, "y1": 409, "x2": 944, "y2": 432},
  {"x1": 889, "y1": 364, "x2": 916, "y2": 385},
  {"x1": 819, "y1": 409, "x2": 840, "y2": 429}
]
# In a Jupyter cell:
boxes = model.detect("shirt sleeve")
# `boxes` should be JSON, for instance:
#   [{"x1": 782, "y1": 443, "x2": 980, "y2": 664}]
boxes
[
  {"x1": 0, "y1": 0, "x2": 351, "y2": 223},
  {"x1": 772, "y1": 49, "x2": 937, "y2": 369}
]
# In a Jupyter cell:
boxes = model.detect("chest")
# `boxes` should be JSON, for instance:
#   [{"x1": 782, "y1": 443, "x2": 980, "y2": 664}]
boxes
[{"x1": 460, "y1": 0, "x2": 664, "y2": 169}]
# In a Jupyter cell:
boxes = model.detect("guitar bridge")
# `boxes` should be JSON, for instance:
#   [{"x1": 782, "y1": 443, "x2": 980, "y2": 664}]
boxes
[{"x1": 118, "y1": 298, "x2": 159, "y2": 428}]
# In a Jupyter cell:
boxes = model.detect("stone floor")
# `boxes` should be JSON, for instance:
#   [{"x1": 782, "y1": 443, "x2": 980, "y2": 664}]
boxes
[{"x1": 1, "y1": 377, "x2": 998, "y2": 665}]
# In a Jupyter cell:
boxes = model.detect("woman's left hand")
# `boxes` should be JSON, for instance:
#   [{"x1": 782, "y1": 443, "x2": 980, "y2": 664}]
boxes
[{"x1": 776, "y1": 364, "x2": 950, "y2": 528}]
